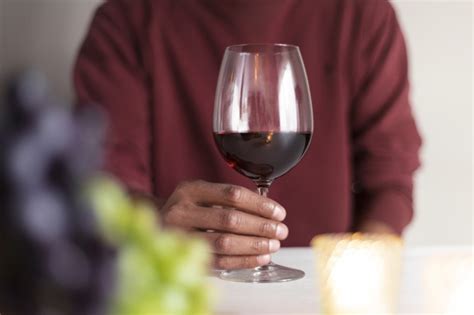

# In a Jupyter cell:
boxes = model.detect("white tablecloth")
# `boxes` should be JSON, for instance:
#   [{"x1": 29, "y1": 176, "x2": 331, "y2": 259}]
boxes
[{"x1": 212, "y1": 247, "x2": 473, "y2": 315}]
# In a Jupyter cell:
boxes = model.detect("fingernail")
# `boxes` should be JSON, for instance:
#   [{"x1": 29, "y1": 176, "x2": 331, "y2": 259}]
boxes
[
  {"x1": 273, "y1": 205, "x2": 286, "y2": 221},
  {"x1": 269, "y1": 239, "x2": 280, "y2": 252},
  {"x1": 257, "y1": 254, "x2": 271, "y2": 265},
  {"x1": 276, "y1": 224, "x2": 288, "y2": 239}
]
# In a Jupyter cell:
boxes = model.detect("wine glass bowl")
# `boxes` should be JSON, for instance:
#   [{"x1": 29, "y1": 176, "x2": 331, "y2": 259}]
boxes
[
  {"x1": 213, "y1": 44, "x2": 313, "y2": 282},
  {"x1": 213, "y1": 131, "x2": 311, "y2": 187}
]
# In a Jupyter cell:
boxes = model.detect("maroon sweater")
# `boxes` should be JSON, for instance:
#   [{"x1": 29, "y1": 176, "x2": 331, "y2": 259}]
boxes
[{"x1": 74, "y1": 0, "x2": 422, "y2": 246}]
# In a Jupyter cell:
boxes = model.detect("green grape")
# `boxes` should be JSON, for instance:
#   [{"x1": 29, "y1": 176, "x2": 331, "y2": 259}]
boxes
[
  {"x1": 127, "y1": 199, "x2": 160, "y2": 245},
  {"x1": 150, "y1": 232, "x2": 206, "y2": 287},
  {"x1": 117, "y1": 290, "x2": 171, "y2": 315},
  {"x1": 157, "y1": 285, "x2": 189, "y2": 315},
  {"x1": 88, "y1": 175, "x2": 213, "y2": 315},
  {"x1": 112, "y1": 247, "x2": 158, "y2": 315},
  {"x1": 87, "y1": 177, "x2": 134, "y2": 244},
  {"x1": 187, "y1": 285, "x2": 214, "y2": 315},
  {"x1": 119, "y1": 247, "x2": 157, "y2": 295},
  {"x1": 169, "y1": 239, "x2": 210, "y2": 287}
]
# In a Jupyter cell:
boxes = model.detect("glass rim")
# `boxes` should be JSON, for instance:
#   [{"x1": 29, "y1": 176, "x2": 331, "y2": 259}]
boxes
[{"x1": 226, "y1": 43, "x2": 300, "y2": 54}]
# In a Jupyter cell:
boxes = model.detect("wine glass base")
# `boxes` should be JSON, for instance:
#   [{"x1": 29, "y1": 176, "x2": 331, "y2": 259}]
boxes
[{"x1": 218, "y1": 262, "x2": 305, "y2": 283}]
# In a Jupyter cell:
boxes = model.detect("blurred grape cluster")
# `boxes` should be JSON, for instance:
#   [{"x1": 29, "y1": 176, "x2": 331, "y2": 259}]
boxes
[
  {"x1": 88, "y1": 177, "x2": 212, "y2": 315},
  {"x1": 0, "y1": 71, "x2": 115, "y2": 315},
  {"x1": 0, "y1": 71, "x2": 212, "y2": 315}
]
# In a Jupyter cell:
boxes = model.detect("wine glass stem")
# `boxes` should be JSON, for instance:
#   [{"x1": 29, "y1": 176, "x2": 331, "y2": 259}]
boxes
[
  {"x1": 257, "y1": 186, "x2": 269, "y2": 197},
  {"x1": 256, "y1": 184, "x2": 274, "y2": 271}
]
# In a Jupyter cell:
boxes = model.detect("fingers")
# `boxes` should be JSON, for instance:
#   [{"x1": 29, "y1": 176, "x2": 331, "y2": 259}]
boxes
[
  {"x1": 197, "y1": 231, "x2": 280, "y2": 255},
  {"x1": 169, "y1": 205, "x2": 288, "y2": 240},
  {"x1": 214, "y1": 254, "x2": 271, "y2": 269},
  {"x1": 174, "y1": 180, "x2": 286, "y2": 221}
]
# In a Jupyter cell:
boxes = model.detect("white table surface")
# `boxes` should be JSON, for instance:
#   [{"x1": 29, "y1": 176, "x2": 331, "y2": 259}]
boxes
[{"x1": 211, "y1": 247, "x2": 473, "y2": 315}]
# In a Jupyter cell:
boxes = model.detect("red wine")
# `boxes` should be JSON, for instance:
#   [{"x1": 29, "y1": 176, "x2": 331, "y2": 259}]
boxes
[{"x1": 214, "y1": 132, "x2": 311, "y2": 184}]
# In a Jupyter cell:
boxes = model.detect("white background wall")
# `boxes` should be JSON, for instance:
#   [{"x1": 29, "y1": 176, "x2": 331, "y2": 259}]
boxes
[
  {"x1": 392, "y1": 0, "x2": 473, "y2": 246},
  {"x1": 0, "y1": 0, "x2": 472, "y2": 246}
]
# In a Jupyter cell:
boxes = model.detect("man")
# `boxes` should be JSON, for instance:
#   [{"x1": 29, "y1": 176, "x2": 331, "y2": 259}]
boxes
[{"x1": 74, "y1": 0, "x2": 422, "y2": 269}]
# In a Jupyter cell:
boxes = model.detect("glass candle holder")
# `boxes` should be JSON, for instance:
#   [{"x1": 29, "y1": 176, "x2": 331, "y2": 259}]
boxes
[{"x1": 312, "y1": 233, "x2": 404, "y2": 314}]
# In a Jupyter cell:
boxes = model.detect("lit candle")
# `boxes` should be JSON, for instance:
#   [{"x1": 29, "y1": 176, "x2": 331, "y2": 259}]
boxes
[{"x1": 312, "y1": 233, "x2": 403, "y2": 314}]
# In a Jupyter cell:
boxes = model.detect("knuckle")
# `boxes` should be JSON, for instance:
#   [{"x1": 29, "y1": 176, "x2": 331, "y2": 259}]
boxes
[
  {"x1": 258, "y1": 200, "x2": 270, "y2": 213},
  {"x1": 164, "y1": 204, "x2": 181, "y2": 222},
  {"x1": 223, "y1": 185, "x2": 242, "y2": 203},
  {"x1": 242, "y1": 256, "x2": 255, "y2": 268},
  {"x1": 179, "y1": 200, "x2": 194, "y2": 212},
  {"x1": 252, "y1": 239, "x2": 268, "y2": 253},
  {"x1": 167, "y1": 201, "x2": 190, "y2": 215},
  {"x1": 167, "y1": 203, "x2": 180, "y2": 213},
  {"x1": 214, "y1": 257, "x2": 227, "y2": 269},
  {"x1": 193, "y1": 179, "x2": 206, "y2": 186},
  {"x1": 214, "y1": 235, "x2": 232, "y2": 253},
  {"x1": 260, "y1": 222, "x2": 276, "y2": 235},
  {"x1": 220, "y1": 210, "x2": 241, "y2": 230},
  {"x1": 164, "y1": 201, "x2": 193, "y2": 225},
  {"x1": 175, "y1": 180, "x2": 192, "y2": 193}
]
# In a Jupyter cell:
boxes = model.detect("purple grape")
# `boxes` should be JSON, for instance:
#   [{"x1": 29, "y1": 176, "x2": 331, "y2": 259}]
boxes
[
  {"x1": 37, "y1": 107, "x2": 75, "y2": 156},
  {"x1": 0, "y1": 71, "x2": 116, "y2": 315},
  {"x1": 67, "y1": 107, "x2": 106, "y2": 180},
  {"x1": 4, "y1": 70, "x2": 50, "y2": 130},
  {"x1": 17, "y1": 188, "x2": 69, "y2": 244},
  {"x1": 6, "y1": 131, "x2": 48, "y2": 190}
]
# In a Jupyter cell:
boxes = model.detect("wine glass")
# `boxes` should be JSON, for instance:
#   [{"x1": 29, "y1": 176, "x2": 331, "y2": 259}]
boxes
[{"x1": 213, "y1": 44, "x2": 313, "y2": 282}]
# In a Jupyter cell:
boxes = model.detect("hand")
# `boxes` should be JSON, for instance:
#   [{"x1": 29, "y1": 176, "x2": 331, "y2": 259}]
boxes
[{"x1": 161, "y1": 180, "x2": 288, "y2": 269}]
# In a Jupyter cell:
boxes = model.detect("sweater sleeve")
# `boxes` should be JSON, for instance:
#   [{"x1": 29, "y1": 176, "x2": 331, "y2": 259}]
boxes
[
  {"x1": 350, "y1": 1, "x2": 422, "y2": 233},
  {"x1": 74, "y1": 1, "x2": 152, "y2": 194}
]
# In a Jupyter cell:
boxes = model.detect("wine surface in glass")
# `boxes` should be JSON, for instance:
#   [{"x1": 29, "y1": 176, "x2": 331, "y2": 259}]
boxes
[{"x1": 213, "y1": 131, "x2": 311, "y2": 183}]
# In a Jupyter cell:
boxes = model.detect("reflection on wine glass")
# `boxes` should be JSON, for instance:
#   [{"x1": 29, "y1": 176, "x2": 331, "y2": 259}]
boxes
[{"x1": 213, "y1": 44, "x2": 313, "y2": 282}]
